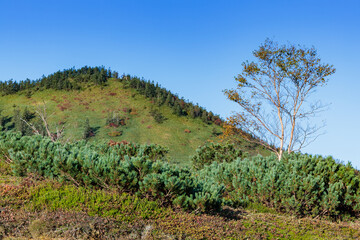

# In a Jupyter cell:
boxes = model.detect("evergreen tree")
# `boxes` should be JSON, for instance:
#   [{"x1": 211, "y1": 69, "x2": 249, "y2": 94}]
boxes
[
  {"x1": 13, "y1": 108, "x2": 25, "y2": 134},
  {"x1": 144, "y1": 81, "x2": 151, "y2": 98},
  {"x1": 173, "y1": 102, "x2": 183, "y2": 116},
  {"x1": 113, "y1": 71, "x2": 119, "y2": 79},
  {"x1": 83, "y1": 118, "x2": 93, "y2": 139},
  {"x1": 208, "y1": 111, "x2": 214, "y2": 122},
  {"x1": 22, "y1": 107, "x2": 34, "y2": 135},
  {"x1": 201, "y1": 110, "x2": 209, "y2": 124},
  {"x1": 0, "y1": 109, "x2": 6, "y2": 130},
  {"x1": 165, "y1": 92, "x2": 173, "y2": 106}
]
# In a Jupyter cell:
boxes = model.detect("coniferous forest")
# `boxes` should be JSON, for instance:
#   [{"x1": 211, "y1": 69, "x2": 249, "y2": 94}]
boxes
[{"x1": 0, "y1": 67, "x2": 360, "y2": 239}]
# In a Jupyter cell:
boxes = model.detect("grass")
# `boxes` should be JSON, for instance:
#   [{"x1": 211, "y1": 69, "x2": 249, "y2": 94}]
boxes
[{"x1": 0, "y1": 79, "x2": 267, "y2": 166}]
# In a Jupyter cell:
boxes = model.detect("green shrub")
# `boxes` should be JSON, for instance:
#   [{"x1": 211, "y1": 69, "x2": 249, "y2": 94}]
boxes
[
  {"x1": 29, "y1": 183, "x2": 166, "y2": 222},
  {"x1": 2, "y1": 130, "x2": 360, "y2": 219},
  {"x1": 0, "y1": 131, "x2": 223, "y2": 212},
  {"x1": 191, "y1": 142, "x2": 244, "y2": 169},
  {"x1": 106, "y1": 112, "x2": 125, "y2": 127},
  {"x1": 199, "y1": 153, "x2": 360, "y2": 219},
  {"x1": 150, "y1": 109, "x2": 166, "y2": 123}
]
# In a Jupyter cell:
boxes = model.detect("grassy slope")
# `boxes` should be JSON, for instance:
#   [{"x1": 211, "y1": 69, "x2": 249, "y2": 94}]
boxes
[{"x1": 0, "y1": 79, "x2": 266, "y2": 165}]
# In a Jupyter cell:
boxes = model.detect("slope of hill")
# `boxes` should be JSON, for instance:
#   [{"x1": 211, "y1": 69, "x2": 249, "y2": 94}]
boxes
[
  {"x1": 1, "y1": 67, "x2": 360, "y2": 240},
  {"x1": 0, "y1": 67, "x2": 266, "y2": 165}
]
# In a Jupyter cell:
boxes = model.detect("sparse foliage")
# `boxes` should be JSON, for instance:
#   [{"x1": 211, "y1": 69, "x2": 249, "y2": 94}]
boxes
[
  {"x1": 20, "y1": 102, "x2": 65, "y2": 141},
  {"x1": 106, "y1": 112, "x2": 125, "y2": 127},
  {"x1": 224, "y1": 39, "x2": 336, "y2": 160}
]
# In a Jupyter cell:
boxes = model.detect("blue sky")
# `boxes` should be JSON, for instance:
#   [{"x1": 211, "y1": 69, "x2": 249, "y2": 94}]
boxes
[{"x1": 0, "y1": 0, "x2": 359, "y2": 168}]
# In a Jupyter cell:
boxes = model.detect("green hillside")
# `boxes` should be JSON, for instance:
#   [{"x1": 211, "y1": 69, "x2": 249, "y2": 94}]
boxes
[
  {"x1": 1, "y1": 67, "x2": 360, "y2": 239},
  {"x1": 0, "y1": 67, "x2": 266, "y2": 165}
]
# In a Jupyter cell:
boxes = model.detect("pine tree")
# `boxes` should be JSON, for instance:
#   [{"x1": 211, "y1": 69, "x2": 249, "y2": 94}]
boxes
[
  {"x1": 13, "y1": 108, "x2": 25, "y2": 134},
  {"x1": 173, "y1": 102, "x2": 183, "y2": 116},
  {"x1": 201, "y1": 110, "x2": 209, "y2": 123},
  {"x1": 22, "y1": 107, "x2": 34, "y2": 135},
  {"x1": 165, "y1": 92, "x2": 173, "y2": 106},
  {"x1": 83, "y1": 118, "x2": 93, "y2": 139}
]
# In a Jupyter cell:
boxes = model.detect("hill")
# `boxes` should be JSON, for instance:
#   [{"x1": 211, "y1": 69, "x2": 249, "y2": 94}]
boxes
[
  {"x1": 1, "y1": 67, "x2": 360, "y2": 239},
  {"x1": 0, "y1": 66, "x2": 266, "y2": 165}
]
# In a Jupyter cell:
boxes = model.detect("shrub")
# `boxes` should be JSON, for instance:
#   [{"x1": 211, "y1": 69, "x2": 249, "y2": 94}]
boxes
[
  {"x1": 199, "y1": 153, "x2": 360, "y2": 219},
  {"x1": 149, "y1": 109, "x2": 166, "y2": 124},
  {"x1": 106, "y1": 112, "x2": 125, "y2": 127},
  {"x1": 29, "y1": 183, "x2": 166, "y2": 222},
  {"x1": 0, "y1": 131, "x2": 223, "y2": 212},
  {"x1": 2, "y1": 130, "x2": 360, "y2": 219},
  {"x1": 83, "y1": 118, "x2": 95, "y2": 139},
  {"x1": 191, "y1": 142, "x2": 244, "y2": 170}
]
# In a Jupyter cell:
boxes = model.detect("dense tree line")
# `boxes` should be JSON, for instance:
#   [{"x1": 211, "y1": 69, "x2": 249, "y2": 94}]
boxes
[
  {"x1": 0, "y1": 66, "x2": 111, "y2": 94},
  {"x1": 119, "y1": 74, "x2": 222, "y2": 125}
]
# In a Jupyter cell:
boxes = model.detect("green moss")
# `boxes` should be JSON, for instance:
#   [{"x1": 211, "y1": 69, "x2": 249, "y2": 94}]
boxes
[
  {"x1": 245, "y1": 202, "x2": 278, "y2": 214},
  {"x1": 28, "y1": 183, "x2": 169, "y2": 222},
  {"x1": 0, "y1": 160, "x2": 11, "y2": 176}
]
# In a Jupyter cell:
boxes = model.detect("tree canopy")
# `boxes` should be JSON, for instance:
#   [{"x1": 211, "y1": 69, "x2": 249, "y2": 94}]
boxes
[{"x1": 224, "y1": 39, "x2": 336, "y2": 160}]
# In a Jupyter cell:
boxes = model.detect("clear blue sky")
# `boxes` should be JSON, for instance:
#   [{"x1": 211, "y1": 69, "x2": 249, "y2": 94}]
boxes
[{"x1": 1, "y1": 0, "x2": 359, "y2": 168}]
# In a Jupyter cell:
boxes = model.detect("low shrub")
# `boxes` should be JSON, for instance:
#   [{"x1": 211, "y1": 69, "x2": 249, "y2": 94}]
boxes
[
  {"x1": 108, "y1": 131, "x2": 122, "y2": 137},
  {"x1": 106, "y1": 112, "x2": 125, "y2": 127},
  {"x1": 0, "y1": 131, "x2": 223, "y2": 212},
  {"x1": 149, "y1": 109, "x2": 166, "y2": 124},
  {"x1": 191, "y1": 142, "x2": 244, "y2": 170},
  {"x1": 199, "y1": 153, "x2": 360, "y2": 219},
  {"x1": 2, "y1": 130, "x2": 360, "y2": 219},
  {"x1": 29, "y1": 183, "x2": 167, "y2": 222}
]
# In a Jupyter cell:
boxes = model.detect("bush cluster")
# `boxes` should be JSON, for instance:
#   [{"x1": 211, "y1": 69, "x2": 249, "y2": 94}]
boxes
[
  {"x1": 149, "y1": 109, "x2": 166, "y2": 124},
  {"x1": 0, "y1": 131, "x2": 223, "y2": 212},
  {"x1": 191, "y1": 142, "x2": 244, "y2": 170},
  {"x1": 106, "y1": 112, "x2": 125, "y2": 127},
  {"x1": 1, "y1": 131, "x2": 360, "y2": 219},
  {"x1": 198, "y1": 154, "x2": 360, "y2": 218}
]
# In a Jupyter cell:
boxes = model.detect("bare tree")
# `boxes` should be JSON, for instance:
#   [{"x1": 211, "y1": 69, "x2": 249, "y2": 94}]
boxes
[
  {"x1": 21, "y1": 101, "x2": 65, "y2": 142},
  {"x1": 224, "y1": 39, "x2": 335, "y2": 160}
]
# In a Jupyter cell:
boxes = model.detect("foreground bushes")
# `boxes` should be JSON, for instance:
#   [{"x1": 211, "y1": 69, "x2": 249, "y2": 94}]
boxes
[
  {"x1": 0, "y1": 131, "x2": 223, "y2": 212},
  {"x1": 1, "y1": 131, "x2": 360, "y2": 219},
  {"x1": 199, "y1": 154, "x2": 360, "y2": 218}
]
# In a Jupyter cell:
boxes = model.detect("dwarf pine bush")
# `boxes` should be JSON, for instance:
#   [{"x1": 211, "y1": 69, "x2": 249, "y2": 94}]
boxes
[
  {"x1": 1, "y1": 130, "x2": 360, "y2": 218},
  {"x1": 191, "y1": 142, "x2": 244, "y2": 170},
  {"x1": 199, "y1": 153, "x2": 360, "y2": 218},
  {"x1": 0, "y1": 131, "x2": 224, "y2": 212}
]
